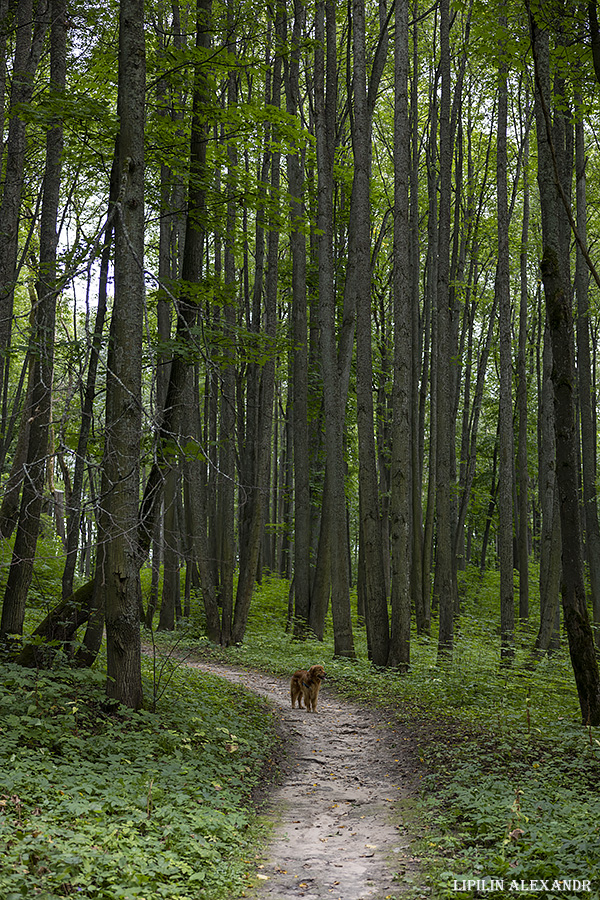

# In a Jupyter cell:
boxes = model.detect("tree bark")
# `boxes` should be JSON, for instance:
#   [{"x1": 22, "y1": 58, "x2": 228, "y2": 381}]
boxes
[
  {"x1": 435, "y1": 0, "x2": 456, "y2": 661},
  {"x1": 0, "y1": 0, "x2": 65, "y2": 640},
  {"x1": 517, "y1": 106, "x2": 530, "y2": 622},
  {"x1": 102, "y1": 0, "x2": 146, "y2": 709},
  {"x1": 314, "y1": 0, "x2": 355, "y2": 658},
  {"x1": 497, "y1": 6, "x2": 515, "y2": 663},
  {"x1": 285, "y1": 0, "x2": 312, "y2": 636},
  {"x1": 531, "y1": 10, "x2": 600, "y2": 723},
  {"x1": 389, "y1": 0, "x2": 411, "y2": 670},
  {"x1": 0, "y1": 1, "x2": 47, "y2": 432},
  {"x1": 353, "y1": 0, "x2": 389, "y2": 666},
  {"x1": 574, "y1": 109, "x2": 600, "y2": 645},
  {"x1": 543, "y1": 246, "x2": 600, "y2": 725}
]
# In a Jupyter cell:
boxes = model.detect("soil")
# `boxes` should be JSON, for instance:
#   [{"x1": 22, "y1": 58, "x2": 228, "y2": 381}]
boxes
[{"x1": 180, "y1": 656, "x2": 427, "y2": 900}]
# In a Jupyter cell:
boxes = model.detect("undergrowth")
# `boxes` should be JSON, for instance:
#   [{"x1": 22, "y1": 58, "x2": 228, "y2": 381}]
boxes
[
  {"x1": 175, "y1": 565, "x2": 600, "y2": 900},
  {"x1": 0, "y1": 652, "x2": 279, "y2": 900},
  {"x1": 2, "y1": 560, "x2": 600, "y2": 900}
]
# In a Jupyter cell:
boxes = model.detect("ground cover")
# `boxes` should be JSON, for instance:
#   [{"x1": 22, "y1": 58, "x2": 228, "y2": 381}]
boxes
[
  {"x1": 1, "y1": 563, "x2": 599, "y2": 900},
  {"x1": 0, "y1": 652, "x2": 280, "y2": 900},
  {"x1": 179, "y1": 567, "x2": 600, "y2": 900}
]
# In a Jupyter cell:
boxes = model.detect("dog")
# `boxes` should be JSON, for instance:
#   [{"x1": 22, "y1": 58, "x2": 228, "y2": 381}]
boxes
[{"x1": 290, "y1": 664, "x2": 326, "y2": 712}]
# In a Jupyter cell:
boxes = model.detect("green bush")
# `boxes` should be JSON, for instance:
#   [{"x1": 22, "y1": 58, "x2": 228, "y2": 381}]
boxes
[{"x1": 0, "y1": 657, "x2": 279, "y2": 899}]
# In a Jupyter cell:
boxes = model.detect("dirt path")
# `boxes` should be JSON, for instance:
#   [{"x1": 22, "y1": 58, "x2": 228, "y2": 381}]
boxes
[{"x1": 184, "y1": 658, "x2": 424, "y2": 900}]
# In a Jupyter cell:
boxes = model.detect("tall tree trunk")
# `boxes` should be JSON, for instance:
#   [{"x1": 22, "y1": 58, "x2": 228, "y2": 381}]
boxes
[
  {"x1": 217, "y1": 10, "x2": 238, "y2": 644},
  {"x1": 435, "y1": 0, "x2": 456, "y2": 660},
  {"x1": 0, "y1": 1, "x2": 47, "y2": 435},
  {"x1": 410, "y1": 0, "x2": 425, "y2": 636},
  {"x1": 497, "y1": 6, "x2": 515, "y2": 663},
  {"x1": 314, "y1": 0, "x2": 355, "y2": 658},
  {"x1": 389, "y1": 0, "x2": 411, "y2": 670},
  {"x1": 232, "y1": 19, "x2": 281, "y2": 643},
  {"x1": 285, "y1": 0, "x2": 312, "y2": 636},
  {"x1": 102, "y1": 0, "x2": 146, "y2": 709},
  {"x1": 574, "y1": 108, "x2": 600, "y2": 645},
  {"x1": 517, "y1": 106, "x2": 530, "y2": 622},
  {"x1": 531, "y1": 11, "x2": 600, "y2": 724},
  {"x1": 0, "y1": 0, "x2": 65, "y2": 640},
  {"x1": 421, "y1": 78, "x2": 438, "y2": 628},
  {"x1": 353, "y1": 0, "x2": 389, "y2": 666}
]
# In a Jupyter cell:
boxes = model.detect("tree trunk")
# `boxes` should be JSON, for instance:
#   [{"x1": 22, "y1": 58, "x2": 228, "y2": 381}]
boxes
[
  {"x1": 0, "y1": 351, "x2": 33, "y2": 538},
  {"x1": 158, "y1": 468, "x2": 180, "y2": 631},
  {"x1": 389, "y1": 0, "x2": 411, "y2": 670},
  {"x1": 543, "y1": 246, "x2": 600, "y2": 725},
  {"x1": 353, "y1": 0, "x2": 389, "y2": 666},
  {"x1": 232, "y1": 9, "x2": 281, "y2": 644},
  {"x1": 536, "y1": 323, "x2": 561, "y2": 653},
  {"x1": 314, "y1": 0, "x2": 355, "y2": 658},
  {"x1": 409, "y1": 3, "x2": 425, "y2": 637},
  {"x1": 285, "y1": 0, "x2": 312, "y2": 636},
  {"x1": 0, "y1": 1, "x2": 47, "y2": 431},
  {"x1": 102, "y1": 0, "x2": 146, "y2": 709},
  {"x1": 435, "y1": 0, "x2": 456, "y2": 661},
  {"x1": 497, "y1": 7, "x2": 515, "y2": 663},
  {"x1": 574, "y1": 109, "x2": 600, "y2": 645},
  {"x1": 0, "y1": 0, "x2": 65, "y2": 640},
  {"x1": 62, "y1": 150, "x2": 118, "y2": 599},
  {"x1": 517, "y1": 107, "x2": 530, "y2": 622},
  {"x1": 217, "y1": 25, "x2": 237, "y2": 644},
  {"x1": 531, "y1": 11, "x2": 600, "y2": 724}
]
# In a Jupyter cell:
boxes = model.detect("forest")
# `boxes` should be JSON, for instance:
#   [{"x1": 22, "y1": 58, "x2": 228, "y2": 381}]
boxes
[
  {"x1": 3, "y1": 1, "x2": 600, "y2": 897},
  {"x1": 0, "y1": 0, "x2": 600, "y2": 724}
]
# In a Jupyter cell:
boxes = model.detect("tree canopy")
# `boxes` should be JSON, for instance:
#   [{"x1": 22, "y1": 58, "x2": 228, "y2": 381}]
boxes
[{"x1": 1, "y1": 0, "x2": 600, "y2": 721}]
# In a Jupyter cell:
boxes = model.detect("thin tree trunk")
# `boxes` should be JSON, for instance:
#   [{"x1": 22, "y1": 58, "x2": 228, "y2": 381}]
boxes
[
  {"x1": 285, "y1": 0, "x2": 311, "y2": 635},
  {"x1": 435, "y1": 0, "x2": 456, "y2": 660},
  {"x1": 102, "y1": 0, "x2": 146, "y2": 709},
  {"x1": 62, "y1": 150, "x2": 118, "y2": 599},
  {"x1": 0, "y1": 351, "x2": 33, "y2": 538},
  {"x1": 497, "y1": 6, "x2": 515, "y2": 663},
  {"x1": 353, "y1": 0, "x2": 389, "y2": 666},
  {"x1": 410, "y1": 0, "x2": 424, "y2": 636},
  {"x1": 574, "y1": 108, "x2": 600, "y2": 645},
  {"x1": 517, "y1": 105, "x2": 530, "y2": 622},
  {"x1": 0, "y1": 0, "x2": 65, "y2": 640},
  {"x1": 314, "y1": 0, "x2": 355, "y2": 658},
  {"x1": 158, "y1": 469, "x2": 180, "y2": 631},
  {"x1": 0, "y1": 1, "x2": 47, "y2": 431},
  {"x1": 389, "y1": 0, "x2": 411, "y2": 670}
]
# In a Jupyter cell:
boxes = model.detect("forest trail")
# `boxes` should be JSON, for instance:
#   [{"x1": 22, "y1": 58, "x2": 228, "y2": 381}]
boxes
[{"x1": 179, "y1": 656, "x2": 424, "y2": 900}]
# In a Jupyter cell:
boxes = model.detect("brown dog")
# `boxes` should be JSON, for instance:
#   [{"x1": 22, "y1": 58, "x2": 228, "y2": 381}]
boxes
[{"x1": 290, "y1": 664, "x2": 326, "y2": 712}]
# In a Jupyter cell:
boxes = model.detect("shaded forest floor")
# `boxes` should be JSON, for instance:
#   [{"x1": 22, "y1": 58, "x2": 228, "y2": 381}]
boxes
[
  {"x1": 164, "y1": 568, "x2": 600, "y2": 899},
  {"x1": 2, "y1": 566, "x2": 600, "y2": 900},
  {"x1": 170, "y1": 654, "x2": 425, "y2": 900}
]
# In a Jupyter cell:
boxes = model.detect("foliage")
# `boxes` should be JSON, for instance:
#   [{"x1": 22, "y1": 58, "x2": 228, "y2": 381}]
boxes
[
  {"x1": 179, "y1": 570, "x2": 600, "y2": 900},
  {"x1": 0, "y1": 654, "x2": 280, "y2": 899}
]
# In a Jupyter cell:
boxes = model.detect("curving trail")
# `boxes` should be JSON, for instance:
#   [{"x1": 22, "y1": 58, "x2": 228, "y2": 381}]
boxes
[{"x1": 185, "y1": 658, "x2": 423, "y2": 900}]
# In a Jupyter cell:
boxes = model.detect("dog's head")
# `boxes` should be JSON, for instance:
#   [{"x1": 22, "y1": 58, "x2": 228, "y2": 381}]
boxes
[{"x1": 308, "y1": 664, "x2": 326, "y2": 681}]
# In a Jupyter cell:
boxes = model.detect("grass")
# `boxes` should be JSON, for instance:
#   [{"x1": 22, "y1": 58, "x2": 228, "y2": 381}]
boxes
[
  {"x1": 1, "y1": 560, "x2": 600, "y2": 899},
  {"x1": 0, "y1": 648, "x2": 281, "y2": 899},
  {"x1": 175, "y1": 565, "x2": 600, "y2": 900}
]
